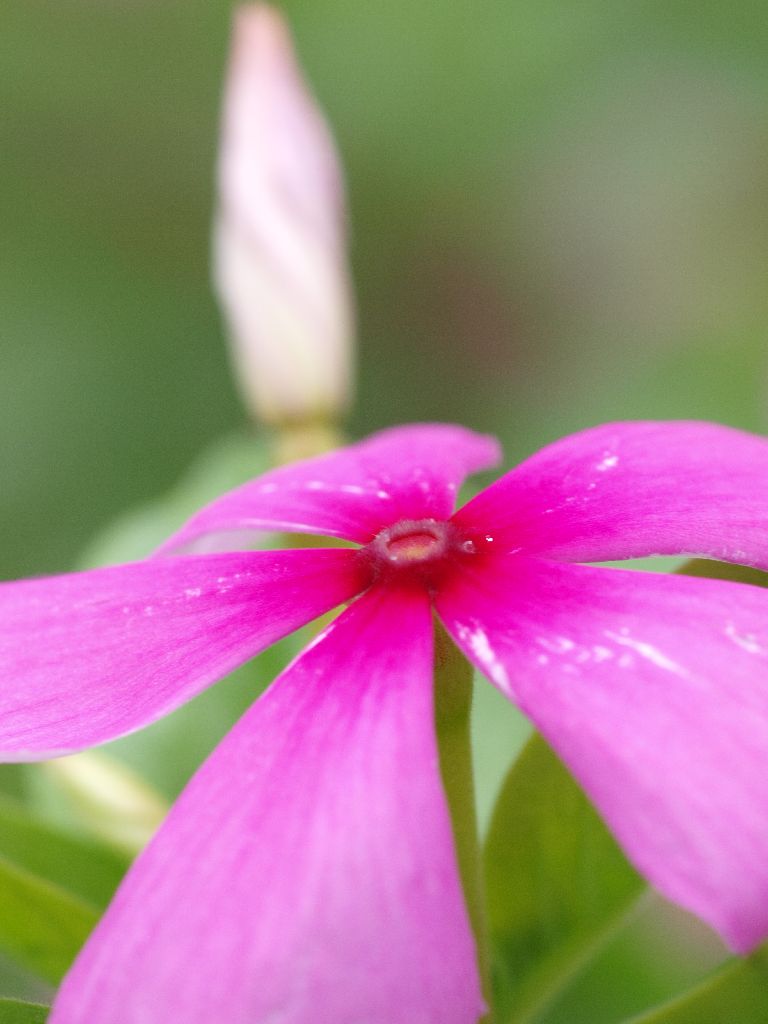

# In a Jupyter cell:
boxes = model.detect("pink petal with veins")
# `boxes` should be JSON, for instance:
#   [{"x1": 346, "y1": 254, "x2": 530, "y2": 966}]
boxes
[
  {"x1": 0, "y1": 548, "x2": 365, "y2": 760},
  {"x1": 159, "y1": 423, "x2": 501, "y2": 552},
  {"x1": 455, "y1": 421, "x2": 768, "y2": 568},
  {"x1": 51, "y1": 585, "x2": 483, "y2": 1024},
  {"x1": 438, "y1": 553, "x2": 768, "y2": 951}
]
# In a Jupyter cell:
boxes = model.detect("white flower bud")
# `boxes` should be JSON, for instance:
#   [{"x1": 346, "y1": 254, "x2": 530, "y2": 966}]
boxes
[{"x1": 214, "y1": 4, "x2": 354, "y2": 426}]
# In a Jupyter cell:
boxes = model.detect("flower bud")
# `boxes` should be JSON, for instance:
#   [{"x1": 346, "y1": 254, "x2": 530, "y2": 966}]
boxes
[
  {"x1": 214, "y1": 4, "x2": 354, "y2": 427},
  {"x1": 43, "y1": 750, "x2": 168, "y2": 855}
]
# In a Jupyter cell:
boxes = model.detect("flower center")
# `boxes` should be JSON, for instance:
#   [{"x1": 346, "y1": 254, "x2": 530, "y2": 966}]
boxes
[
  {"x1": 380, "y1": 522, "x2": 447, "y2": 563},
  {"x1": 364, "y1": 518, "x2": 476, "y2": 589}
]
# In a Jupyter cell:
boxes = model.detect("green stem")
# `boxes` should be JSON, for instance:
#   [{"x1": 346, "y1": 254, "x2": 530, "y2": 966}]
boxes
[
  {"x1": 271, "y1": 421, "x2": 344, "y2": 466},
  {"x1": 434, "y1": 620, "x2": 493, "y2": 1022}
]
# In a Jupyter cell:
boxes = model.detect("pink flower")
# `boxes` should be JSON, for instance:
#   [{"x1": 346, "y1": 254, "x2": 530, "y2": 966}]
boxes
[{"x1": 3, "y1": 421, "x2": 768, "y2": 1023}]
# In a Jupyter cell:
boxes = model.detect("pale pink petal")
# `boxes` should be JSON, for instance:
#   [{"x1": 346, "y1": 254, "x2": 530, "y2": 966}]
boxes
[
  {"x1": 454, "y1": 421, "x2": 768, "y2": 568},
  {"x1": 437, "y1": 553, "x2": 768, "y2": 951},
  {"x1": 51, "y1": 586, "x2": 484, "y2": 1024},
  {"x1": 215, "y1": 5, "x2": 354, "y2": 423},
  {"x1": 0, "y1": 549, "x2": 366, "y2": 760},
  {"x1": 160, "y1": 423, "x2": 501, "y2": 551}
]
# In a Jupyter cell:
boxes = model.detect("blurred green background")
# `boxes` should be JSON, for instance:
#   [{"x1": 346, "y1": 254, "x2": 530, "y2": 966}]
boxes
[
  {"x1": 3, "y1": 0, "x2": 768, "y2": 581},
  {"x1": 2, "y1": 1, "x2": 768, "y2": 1020}
]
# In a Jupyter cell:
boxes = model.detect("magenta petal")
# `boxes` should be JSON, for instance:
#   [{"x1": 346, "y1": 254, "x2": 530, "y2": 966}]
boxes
[
  {"x1": 50, "y1": 586, "x2": 484, "y2": 1024},
  {"x1": 437, "y1": 554, "x2": 768, "y2": 951},
  {"x1": 159, "y1": 423, "x2": 501, "y2": 551},
  {"x1": 455, "y1": 421, "x2": 768, "y2": 567},
  {"x1": 0, "y1": 549, "x2": 366, "y2": 760}
]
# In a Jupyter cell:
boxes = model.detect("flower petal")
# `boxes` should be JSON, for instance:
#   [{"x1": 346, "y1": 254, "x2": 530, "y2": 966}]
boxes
[
  {"x1": 159, "y1": 423, "x2": 501, "y2": 551},
  {"x1": 454, "y1": 421, "x2": 768, "y2": 568},
  {"x1": 0, "y1": 549, "x2": 366, "y2": 760},
  {"x1": 50, "y1": 586, "x2": 484, "y2": 1024},
  {"x1": 437, "y1": 553, "x2": 768, "y2": 951}
]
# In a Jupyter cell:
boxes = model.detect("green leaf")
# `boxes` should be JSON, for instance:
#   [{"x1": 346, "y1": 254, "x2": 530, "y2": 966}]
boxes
[
  {"x1": 623, "y1": 946, "x2": 768, "y2": 1023},
  {"x1": 0, "y1": 796, "x2": 128, "y2": 985},
  {"x1": 78, "y1": 431, "x2": 273, "y2": 569},
  {"x1": 0, "y1": 768, "x2": 28, "y2": 804},
  {"x1": 484, "y1": 732, "x2": 643, "y2": 1023},
  {"x1": 0, "y1": 856, "x2": 97, "y2": 984},
  {"x1": 677, "y1": 559, "x2": 768, "y2": 588},
  {"x1": 0, "y1": 794, "x2": 128, "y2": 909},
  {"x1": 0, "y1": 998, "x2": 49, "y2": 1023}
]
